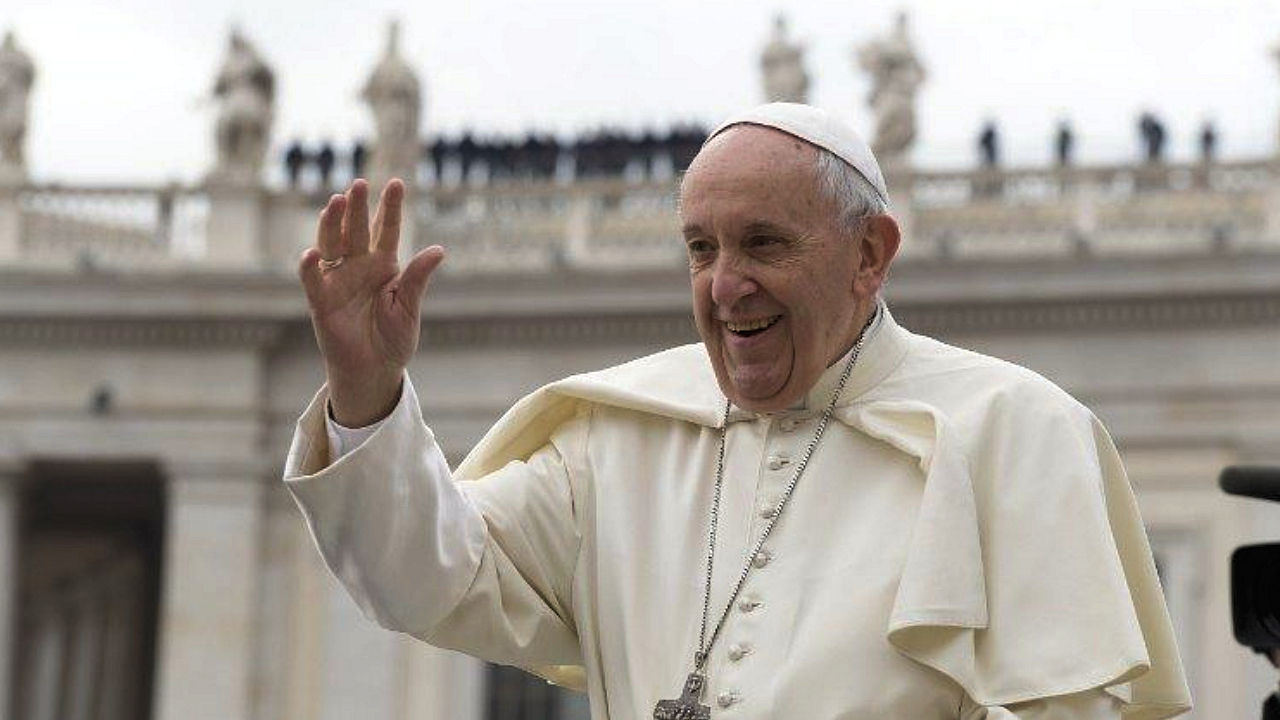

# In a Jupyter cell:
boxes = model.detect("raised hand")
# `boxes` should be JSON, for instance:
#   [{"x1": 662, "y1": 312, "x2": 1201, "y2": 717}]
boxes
[{"x1": 298, "y1": 178, "x2": 445, "y2": 427}]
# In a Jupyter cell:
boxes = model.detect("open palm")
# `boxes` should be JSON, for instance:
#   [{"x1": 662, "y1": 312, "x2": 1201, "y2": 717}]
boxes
[{"x1": 298, "y1": 179, "x2": 444, "y2": 426}]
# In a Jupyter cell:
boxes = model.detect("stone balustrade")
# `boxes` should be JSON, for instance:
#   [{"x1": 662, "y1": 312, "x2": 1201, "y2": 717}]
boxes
[
  {"x1": 900, "y1": 160, "x2": 1277, "y2": 259},
  {"x1": 1, "y1": 158, "x2": 1277, "y2": 275},
  {"x1": 422, "y1": 178, "x2": 684, "y2": 274},
  {"x1": 0, "y1": 184, "x2": 210, "y2": 271}
]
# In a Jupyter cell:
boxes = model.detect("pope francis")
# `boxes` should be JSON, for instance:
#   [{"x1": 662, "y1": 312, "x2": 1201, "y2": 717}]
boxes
[{"x1": 284, "y1": 103, "x2": 1192, "y2": 719}]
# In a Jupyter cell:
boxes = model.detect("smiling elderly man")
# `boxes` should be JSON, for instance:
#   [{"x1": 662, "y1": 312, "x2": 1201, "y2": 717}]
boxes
[{"x1": 284, "y1": 103, "x2": 1191, "y2": 719}]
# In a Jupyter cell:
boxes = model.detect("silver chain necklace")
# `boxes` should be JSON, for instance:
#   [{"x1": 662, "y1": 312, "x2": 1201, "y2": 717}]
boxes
[{"x1": 653, "y1": 314, "x2": 873, "y2": 720}]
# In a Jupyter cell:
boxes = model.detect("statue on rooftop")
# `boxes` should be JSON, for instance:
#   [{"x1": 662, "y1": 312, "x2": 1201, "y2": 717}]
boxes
[
  {"x1": 362, "y1": 20, "x2": 422, "y2": 189},
  {"x1": 210, "y1": 28, "x2": 274, "y2": 185},
  {"x1": 0, "y1": 31, "x2": 36, "y2": 178},
  {"x1": 855, "y1": 11, "x2": 926, "y2": 166},
  {"x1": 760, "y1": 15, "x2": 809, "y2": 104}
]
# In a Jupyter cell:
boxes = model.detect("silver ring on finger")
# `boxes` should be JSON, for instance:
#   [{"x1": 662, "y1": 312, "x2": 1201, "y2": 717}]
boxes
[{"x1": 318, "y1": 255, "x2": 346, "y2": 271}]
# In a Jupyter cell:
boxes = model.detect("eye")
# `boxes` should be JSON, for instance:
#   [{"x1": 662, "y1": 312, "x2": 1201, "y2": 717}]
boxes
[
  {"x1": 745, "y1": 234, "x2": 784, "y2": 250},
  {"x1": 685, "y1": 239, "x2": 716, "y2": 265}
]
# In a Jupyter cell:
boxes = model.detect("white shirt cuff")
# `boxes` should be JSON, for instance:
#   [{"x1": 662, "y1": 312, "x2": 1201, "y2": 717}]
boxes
[{"x1": 325, "y1": 400, "x2": 389, "y2": 459}]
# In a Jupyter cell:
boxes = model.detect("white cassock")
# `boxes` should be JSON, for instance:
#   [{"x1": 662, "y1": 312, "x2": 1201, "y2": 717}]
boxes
[{"x1": 283, "y1": 307, "x2": 1191, "y2": 719}]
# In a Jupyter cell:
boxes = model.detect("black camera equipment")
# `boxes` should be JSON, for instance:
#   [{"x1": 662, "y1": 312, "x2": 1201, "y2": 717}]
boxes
[{"x1": 1220, "y1": 465, "x2": 1280, "y2": 720}]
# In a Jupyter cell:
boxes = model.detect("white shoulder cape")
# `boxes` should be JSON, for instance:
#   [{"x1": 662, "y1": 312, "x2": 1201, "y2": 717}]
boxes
[{"x1": 454, "y1": 323, "x2": 1191, "y2": 718}]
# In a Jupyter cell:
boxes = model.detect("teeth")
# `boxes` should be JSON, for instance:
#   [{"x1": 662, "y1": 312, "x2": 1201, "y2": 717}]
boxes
[{"x1": 726, "y1": 316, "x2": 779, "y2": 333}]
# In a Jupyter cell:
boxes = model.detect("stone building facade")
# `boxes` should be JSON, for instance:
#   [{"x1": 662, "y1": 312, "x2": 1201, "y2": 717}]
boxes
[{"x1": 2, "y1": 21, "x2": 1280, "y2": 720}]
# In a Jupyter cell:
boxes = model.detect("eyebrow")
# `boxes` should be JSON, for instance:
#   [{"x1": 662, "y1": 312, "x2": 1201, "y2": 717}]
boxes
[
  {"x1": 741, "y1": 220, "x2": 795, "y2": 237},
  {"x1": 680, "y1": 220, "x2": 797, "y2": 240}
]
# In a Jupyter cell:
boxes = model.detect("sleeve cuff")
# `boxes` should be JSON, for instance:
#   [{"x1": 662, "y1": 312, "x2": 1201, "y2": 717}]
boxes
[{"x1": 326, "y1": 400, "x2": 390, "y2": 459}]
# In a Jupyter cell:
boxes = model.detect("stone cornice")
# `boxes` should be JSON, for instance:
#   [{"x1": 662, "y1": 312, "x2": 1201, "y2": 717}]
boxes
[
  {"x1": 1, "y1": 289, "x2": 1277, "y2": 349},
  {"x1": 2, "y1": 251, "x2": 1278, "y2": 347},
  {"x1": 421, "y1": 313, "x2": 699, "y2": 346},
  {"x1": 0, "y1": 318, "x2": 284, "y2": 348},
  {"x1": 892, "y1": 292, "x2": 1280, "y2": 336}
]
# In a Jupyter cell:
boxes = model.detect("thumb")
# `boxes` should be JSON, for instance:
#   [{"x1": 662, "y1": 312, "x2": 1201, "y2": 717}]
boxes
[{"x1": 398, "y1": 245, "x2": 445, "y2": 315}]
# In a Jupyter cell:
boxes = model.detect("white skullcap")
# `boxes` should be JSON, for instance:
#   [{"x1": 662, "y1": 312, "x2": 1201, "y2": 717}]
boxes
[{"x1": 708, "y1": 102, "x2": 889, "y2": 204}]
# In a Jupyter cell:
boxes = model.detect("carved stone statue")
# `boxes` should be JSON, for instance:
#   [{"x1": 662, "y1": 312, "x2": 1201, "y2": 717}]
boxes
[
  {"x1": 362, "y1": 20, "x2": 421, "y2": 189},
  {"x1": 0, "y1": 31, "x2": 36, "y2": 178},
  {"x1": 210, "y1": 29, "x2": 274, "y2": 185},
  {"x1": 760, "y1": 15, "x2": 809, "y2": 104},
  {"x1": 855, "y1": 12, "x2": 926, "y2": 165}
]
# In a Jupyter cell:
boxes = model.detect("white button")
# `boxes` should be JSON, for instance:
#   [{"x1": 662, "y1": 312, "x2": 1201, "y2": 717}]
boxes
[
  {"x1": 766, "y1": 453, "x2": 791, "y2": 470},
  {"x1": 728, "y1": 643, "x2": 751, "y2": 661},
  {"x1": 760, "y1": 504, "x2": 778, "y2": 519},
  {"x1": 752, "y1": 550, "x2": 772, "y2": 568},
  {"x1": 717, "y1": 691, "x2": 739, "y2": 708},
  {"x1": 779, "y1": 417, "x2": 799, "y2": 432},
  {"x1": 737, "y1": 598, "x2": 761, "y2": 613}
]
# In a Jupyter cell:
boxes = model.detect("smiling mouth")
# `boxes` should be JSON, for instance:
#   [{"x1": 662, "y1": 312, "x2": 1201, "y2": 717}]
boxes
[{"x1": 726, "y1": 315, "x2": 781, "y2": 337}]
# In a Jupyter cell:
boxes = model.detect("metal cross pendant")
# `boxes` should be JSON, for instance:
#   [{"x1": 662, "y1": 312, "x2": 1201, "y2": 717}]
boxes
[{"x1": 653, "y1": 672, "x2": 710, "y2": 720}]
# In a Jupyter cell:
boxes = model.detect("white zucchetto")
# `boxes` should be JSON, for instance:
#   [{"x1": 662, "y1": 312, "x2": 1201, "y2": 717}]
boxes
[{"x1": 709, "y1": 102, "x2": 889, "y2": 204}]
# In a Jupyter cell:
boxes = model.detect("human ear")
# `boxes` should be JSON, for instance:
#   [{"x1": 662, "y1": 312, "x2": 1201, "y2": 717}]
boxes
[{"x1": 854, "y1": 214, "x2": 901, "y2": 296}]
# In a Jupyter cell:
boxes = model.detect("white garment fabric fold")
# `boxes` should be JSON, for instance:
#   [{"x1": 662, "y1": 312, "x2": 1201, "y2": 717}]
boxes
[{"x1": 284, "y1": 307, "x2": 1191, "y2": 720}]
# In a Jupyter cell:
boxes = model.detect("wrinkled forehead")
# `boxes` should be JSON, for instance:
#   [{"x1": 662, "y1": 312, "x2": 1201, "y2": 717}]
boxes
[
  {"x1": 682, "y1": 125, "x2": 821, "y2": 193},
  {"x1": 678, "y1": 126, "x2": 836, "y2": 228}
]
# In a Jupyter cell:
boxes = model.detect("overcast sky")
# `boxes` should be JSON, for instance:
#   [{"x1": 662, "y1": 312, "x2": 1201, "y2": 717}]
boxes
[{"x1": 5, "y1": 0, "x2": 1280, "y2": 184}]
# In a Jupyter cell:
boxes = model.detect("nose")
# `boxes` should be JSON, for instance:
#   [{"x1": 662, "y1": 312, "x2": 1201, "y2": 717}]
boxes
[{"x1": 709, "y1": 256, "x2": 759, "y2": 309}]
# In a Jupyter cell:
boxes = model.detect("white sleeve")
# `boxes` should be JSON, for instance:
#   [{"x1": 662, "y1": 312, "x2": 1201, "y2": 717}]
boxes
[
  {"x1": 282, "y1": 376, "x2": 585, "y2": 671},
  {"x1": 960, "y1": 689, "x2": 1125, "y2": 719},
  {"x1": 325, "y1": 403, "x2": 386, "y2": 458}
]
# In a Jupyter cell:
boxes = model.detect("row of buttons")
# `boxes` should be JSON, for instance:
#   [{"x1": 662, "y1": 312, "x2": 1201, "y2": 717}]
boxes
[
  {"x1": 719, "y1": 561, "x2": 768, "y2": 708},
  {"x1": 716, "y1": 413, "x2": 797, "y2": 712},
  {"x1": 762, "y1": 446, "x2": 792, "y2": 523}
]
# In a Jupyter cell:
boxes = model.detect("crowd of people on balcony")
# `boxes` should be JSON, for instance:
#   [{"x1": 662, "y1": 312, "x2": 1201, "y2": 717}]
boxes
[
  {"x1": 975, "y1": 113, "x2": 1220, "y2": 170},
  {"x1": 280, "y1": 113, "x2": 1228, "y2": 194},
  {"x1": 280, "y1": 124, "x2": 709, "y2": 193}
]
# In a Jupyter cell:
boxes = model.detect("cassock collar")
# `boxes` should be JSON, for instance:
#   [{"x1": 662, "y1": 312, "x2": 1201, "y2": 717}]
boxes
[{"x1": 726, "y1": 299, "x2": 911, "y2": 423}]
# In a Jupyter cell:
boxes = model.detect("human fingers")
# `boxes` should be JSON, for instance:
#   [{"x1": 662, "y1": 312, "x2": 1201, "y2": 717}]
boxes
[
  {"x1": 397, "y1": 245, "x2": 445, "y2": 316},
  {"x1": 343, "y1": 179, "x2": 371, "y2": 256},
  {"x1": 316, "y1": 194, "x2": 346, "y2": 261},
  {"x1": 297, "y1": 247, "x2": 326, "y2": 309},
  {"x1": 371, "y1": 178, "x2": 405, "y2": 256}
]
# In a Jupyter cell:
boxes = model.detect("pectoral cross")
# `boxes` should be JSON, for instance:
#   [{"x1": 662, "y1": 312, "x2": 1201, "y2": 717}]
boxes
[{"x1": 653, "y1": 672, "x2": 710, "y2": 720}]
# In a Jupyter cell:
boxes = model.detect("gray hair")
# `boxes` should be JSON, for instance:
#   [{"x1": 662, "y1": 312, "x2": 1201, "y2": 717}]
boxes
[{"x1": 814, "y1": 148, "x2": 889, "y2": 231}]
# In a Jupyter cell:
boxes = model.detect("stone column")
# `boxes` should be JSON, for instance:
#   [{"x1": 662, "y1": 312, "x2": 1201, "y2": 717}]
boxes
[
  {"x1": 400, "y1": 642, "x2": 485, "y2": 719},
  {"x1": 1069, "y1": 177, "x2": 1099, "y2": 256},
  {"x1": 0, "y1": 179, "x2": 21, "y2": 262},
  {"x1": 0, "y1": 462, "x2": 22, "y2": 718},
  {"x1": 1264, "y1": 178, "x2": 1280, "y2": 246},
  {"x1": 884, "y1": 168, "x2": 915, "y2": 259},
  {"x1": 152, "y1": 470, "x2": 263, "y2": 720},
  {"x1": 318, "y1": 584, "x2": 401, "y2": 720},
  {"x1": 563, "y1": 194, "x2": 595, "y2": 267},
  {"x1": 204, "y1": 182, "x2": 266, "y2": 270},
  {"x1": 282, "y1": 520, "x2": 331, "y2": 720}
]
